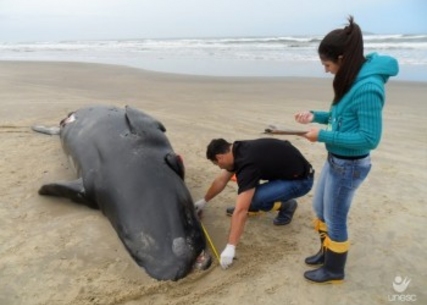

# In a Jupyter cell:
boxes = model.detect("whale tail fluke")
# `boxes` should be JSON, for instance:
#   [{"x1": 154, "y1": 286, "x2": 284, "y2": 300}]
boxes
[{"x1": 31, "y1": 125, "x2": 60, "y2": 135}]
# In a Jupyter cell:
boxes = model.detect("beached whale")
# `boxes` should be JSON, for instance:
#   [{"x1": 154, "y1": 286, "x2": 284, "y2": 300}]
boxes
[{"x1": 32, "y1": 105, "x2": 211, "y2": 281}]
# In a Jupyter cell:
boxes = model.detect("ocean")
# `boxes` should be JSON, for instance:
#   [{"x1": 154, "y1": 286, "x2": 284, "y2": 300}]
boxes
[{"x1": 1, "y1": 34, "x2": 426, "y2": 82}]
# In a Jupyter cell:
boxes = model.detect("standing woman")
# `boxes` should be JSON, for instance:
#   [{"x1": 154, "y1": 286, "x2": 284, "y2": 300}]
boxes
[{"x1": 295, "y1": 16, "x2": 398, "y2": 283}]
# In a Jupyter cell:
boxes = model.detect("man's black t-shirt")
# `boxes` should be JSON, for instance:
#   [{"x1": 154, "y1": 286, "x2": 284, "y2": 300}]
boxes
[{"x1": 231, "y1": 138, "x2": 312, "y2": 194}]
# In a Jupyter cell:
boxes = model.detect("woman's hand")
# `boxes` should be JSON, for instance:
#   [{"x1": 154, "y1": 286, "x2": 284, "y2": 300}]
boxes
[
  {"x1": 302, "y1": 128, "x2": 320, "y2": 142},
  {"x1": 294, "y1": 111, "x2": 313, "y2": 124}
]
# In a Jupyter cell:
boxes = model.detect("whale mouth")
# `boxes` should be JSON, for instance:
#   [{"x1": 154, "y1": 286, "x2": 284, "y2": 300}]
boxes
[{"x1": 193, "y1": 250, "x2": 212, "y2": 271}]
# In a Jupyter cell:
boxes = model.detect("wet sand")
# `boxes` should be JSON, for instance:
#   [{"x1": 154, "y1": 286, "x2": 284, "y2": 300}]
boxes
[{"x1": 0, "y1": 61, "x2": 426, "y2": 305}]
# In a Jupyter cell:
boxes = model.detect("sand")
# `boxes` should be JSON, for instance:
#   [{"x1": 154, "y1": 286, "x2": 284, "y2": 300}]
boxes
[{"x1": 0, "y1": 61, "x2": 426, "y2": 305}]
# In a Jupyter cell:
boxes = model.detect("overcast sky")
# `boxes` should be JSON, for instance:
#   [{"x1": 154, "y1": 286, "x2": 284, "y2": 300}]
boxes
[{"x1": 1, "y1": 0, "x2": 426, "y2": 42}]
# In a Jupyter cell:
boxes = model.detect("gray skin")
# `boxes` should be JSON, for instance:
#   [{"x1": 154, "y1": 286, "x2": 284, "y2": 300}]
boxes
[{"x1": 33, "y1": 105, "x2": 211, "y2": 281}]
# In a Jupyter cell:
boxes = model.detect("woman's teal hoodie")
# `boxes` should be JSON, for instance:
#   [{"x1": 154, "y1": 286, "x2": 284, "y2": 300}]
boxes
[{"x1": 312, "y1": 53, "x2": 399, "y2": 157}]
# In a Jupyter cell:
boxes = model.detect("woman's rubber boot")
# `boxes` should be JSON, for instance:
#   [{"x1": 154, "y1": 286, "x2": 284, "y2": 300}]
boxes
[
  {"x1": 305, "y1": 219, "x2": 327, "y2": 266},
  {"x1": 304, "y1": 237, "x2": 349, "y2": 284}
]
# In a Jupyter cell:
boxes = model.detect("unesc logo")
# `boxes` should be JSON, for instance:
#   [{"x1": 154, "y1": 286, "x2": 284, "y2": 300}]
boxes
[
  {"x1": 393, "y1": 276, "x2": 411, "y2": 293},
  {"x1": 388, "y1": 276, "x2": 417, "y2": 302}
]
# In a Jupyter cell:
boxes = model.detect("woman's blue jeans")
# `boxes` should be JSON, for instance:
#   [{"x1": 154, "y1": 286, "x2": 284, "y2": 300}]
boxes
[
  {"x1": 313, "y1": 154, "x2": 372, "y2": 242},
  {"x1": 250, "y1": 175, "x2": 314, "y2": 211}
]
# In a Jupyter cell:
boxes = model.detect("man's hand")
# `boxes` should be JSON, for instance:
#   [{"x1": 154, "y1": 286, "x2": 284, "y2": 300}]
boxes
[
  {"x1": 194, "y1": 198, "x2": 207, "y2": 214},
  {"x1": 220, "y1": 244, "x2": 236, "y2": 269}
]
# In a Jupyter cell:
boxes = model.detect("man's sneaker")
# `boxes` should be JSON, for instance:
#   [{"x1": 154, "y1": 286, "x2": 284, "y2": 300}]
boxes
[
  {"x1": 273, "y1": 199, "x2": 298, "y2": 226},
  {"x1": 226, "y1": 206, "x2": 261, "y2": 217}
]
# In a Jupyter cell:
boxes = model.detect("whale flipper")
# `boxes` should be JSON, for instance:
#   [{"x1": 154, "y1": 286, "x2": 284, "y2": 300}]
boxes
[
  {"x1": 39, "y1": 178, "x2": 98, "y2": 209},
  {"x1": 165, "y1": 152, "x2": 185, "y2": 180}
]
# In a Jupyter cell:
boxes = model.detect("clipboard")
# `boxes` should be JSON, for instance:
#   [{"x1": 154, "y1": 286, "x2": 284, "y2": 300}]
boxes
[{"x1": 263, "y1": 128, "x2": 308, "y2": 136}]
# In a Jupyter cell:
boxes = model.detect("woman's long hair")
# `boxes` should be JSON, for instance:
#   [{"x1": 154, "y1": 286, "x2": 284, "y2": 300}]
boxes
[{"x1": 318, "y1": 16, "x2": 365, "y2": 104}]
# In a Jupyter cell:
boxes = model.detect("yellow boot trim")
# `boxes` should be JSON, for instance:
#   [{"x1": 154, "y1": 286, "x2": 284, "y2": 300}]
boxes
[
  {"x1": 314, "y1": 218, "x2": 327, "y2": 233},
  {"x1": 323, "y1": 236, "x2": 349, "y2": 253},
  {"x1": 271, "y1": 202, "x2": 282, "y2": 211},
  {"x1": 319, "y1": 231, "x2": 328, "y2": 239}
]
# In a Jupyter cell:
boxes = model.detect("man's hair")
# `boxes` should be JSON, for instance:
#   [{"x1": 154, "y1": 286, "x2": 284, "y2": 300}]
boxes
[
  {"x1": 318, "y1": 16, "x2": 365, "y2": 104},
  {"x1": 206, "y1": 138, "x2": 231, "y2": 161}
]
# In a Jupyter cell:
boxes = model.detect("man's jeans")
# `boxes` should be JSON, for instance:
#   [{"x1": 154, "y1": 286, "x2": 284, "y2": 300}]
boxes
[
  {"x1": 250, "y1": 175, "x2": 314, "y2": 211},
  {"x1": 313, "y1": 154, "x2": 371, "y2": 242}
]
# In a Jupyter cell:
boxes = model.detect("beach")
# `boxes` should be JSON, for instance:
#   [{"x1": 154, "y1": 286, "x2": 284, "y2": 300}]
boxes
[{"x1": 0, "y1": 61, "x2": 426, "y2": 305}]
